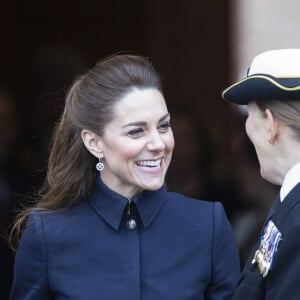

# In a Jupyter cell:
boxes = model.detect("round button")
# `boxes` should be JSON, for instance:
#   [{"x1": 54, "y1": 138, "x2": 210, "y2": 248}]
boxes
[{"x1": 126, "y1": 219, "x2": 136, "y2": 230}]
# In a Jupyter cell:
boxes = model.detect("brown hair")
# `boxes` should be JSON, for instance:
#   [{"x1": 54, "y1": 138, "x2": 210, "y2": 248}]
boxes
[
  {"x1": 256, "y1": 99, "x2": 300, "y2": 136},
  {"x1": 10, "y1": 54, "x2": 162, "y2": 250}
]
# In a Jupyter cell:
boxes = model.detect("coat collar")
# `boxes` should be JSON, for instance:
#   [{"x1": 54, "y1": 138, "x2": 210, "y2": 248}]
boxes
[{"x1": 88, "y1": 176, "x2": 167, "y2": 231}]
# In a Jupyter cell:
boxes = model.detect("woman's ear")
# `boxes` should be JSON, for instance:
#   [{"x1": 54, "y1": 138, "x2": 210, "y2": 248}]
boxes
[
  {"x1": 81, "y1": 129, "x2": 104, "y2": 158},
  {"x1": 265, "y1": 108, "x2": 279, "y2": 144}
]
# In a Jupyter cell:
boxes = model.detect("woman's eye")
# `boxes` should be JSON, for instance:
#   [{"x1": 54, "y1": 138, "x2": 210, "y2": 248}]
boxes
[
  {"x1": 128, "y1": 128, "x2": 144, "y2": 137},
  {"x1": 159, "y1": 122, "x2": 171, "y2": 132}
]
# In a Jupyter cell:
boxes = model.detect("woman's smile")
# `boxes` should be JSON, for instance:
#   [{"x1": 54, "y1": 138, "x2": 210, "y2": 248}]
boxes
[{"x1": 136, "y1": 158, "x2": 162, "y2": 172}]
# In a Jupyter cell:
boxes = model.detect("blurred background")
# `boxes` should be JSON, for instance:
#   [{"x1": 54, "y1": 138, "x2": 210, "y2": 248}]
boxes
[{"x1": 1, "y1": 0, "x2": 300, "y2": 298}]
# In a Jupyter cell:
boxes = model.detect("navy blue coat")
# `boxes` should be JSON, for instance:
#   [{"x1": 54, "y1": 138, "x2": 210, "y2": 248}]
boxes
[
  {"x1": 11, "y1": 178, "x2": 240, "y2": 300},
  {"x1": 233, "y1": 183, "x2": 300, "y2": 300}
]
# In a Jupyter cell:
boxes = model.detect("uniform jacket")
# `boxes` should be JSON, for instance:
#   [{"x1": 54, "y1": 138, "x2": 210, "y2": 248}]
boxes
[
  {"x1": 233, "y1": 182, "x2": 300, "y2": 300},
  {"x1": 11, "y1": 177, "x2": 240, "y2": 300}
]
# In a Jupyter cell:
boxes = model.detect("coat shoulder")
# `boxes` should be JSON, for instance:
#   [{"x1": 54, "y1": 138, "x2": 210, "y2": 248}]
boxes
[
  {"x1": 165, "y1": 191, "x2": 223, "y2": 212},
  {"x1": 28, "y1": 201, "x2": 90, "y2": 234},
  {"x1": 163, "y1": 192, "x2": 227, "y2": 228}
]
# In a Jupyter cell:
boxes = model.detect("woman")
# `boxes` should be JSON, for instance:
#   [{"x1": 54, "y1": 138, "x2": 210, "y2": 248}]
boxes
[
  {"x1": 222, "y1": 48, "x2": 300, "y2": 300},
  {"x1": 10, "y1": 54, "x2": 239, "y2": 299}
]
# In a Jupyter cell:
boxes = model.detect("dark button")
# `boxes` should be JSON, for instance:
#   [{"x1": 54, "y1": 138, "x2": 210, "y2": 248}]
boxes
[{"x1": 126, "y1": 219, "x2": 136, "y2": 230}]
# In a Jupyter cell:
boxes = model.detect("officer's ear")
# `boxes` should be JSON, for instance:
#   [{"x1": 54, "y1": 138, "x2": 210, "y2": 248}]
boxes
[{"x1": 265, "y1": 109, "x2": 279, "y2": 144}]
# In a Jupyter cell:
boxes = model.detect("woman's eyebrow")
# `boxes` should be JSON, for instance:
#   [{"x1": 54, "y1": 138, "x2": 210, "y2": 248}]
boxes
[
  {"x1": 122, "y1": 113, "x2": 170, "y2": 128},
  {"x1": 159, "y1": 113, "x2": 170, "y2": 122},
  {"x1": 122, "y1": 121, "x2": 146, "y2": 128}
]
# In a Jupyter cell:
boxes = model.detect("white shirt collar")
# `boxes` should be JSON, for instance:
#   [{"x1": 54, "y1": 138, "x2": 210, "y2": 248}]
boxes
[{"x1": 280, "y1": 161, "x2": 300, "y2": 202}]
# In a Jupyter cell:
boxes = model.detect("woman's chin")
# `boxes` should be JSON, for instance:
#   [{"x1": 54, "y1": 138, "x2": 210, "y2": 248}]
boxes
[{"x1": 138, "y1": 178, "x2": 165, "y2": 191}]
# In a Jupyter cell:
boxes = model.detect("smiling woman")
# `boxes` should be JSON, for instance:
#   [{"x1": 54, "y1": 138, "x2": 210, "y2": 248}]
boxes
[{"x1": 10, "y1": 54, "x2": 240, "y2": 300}]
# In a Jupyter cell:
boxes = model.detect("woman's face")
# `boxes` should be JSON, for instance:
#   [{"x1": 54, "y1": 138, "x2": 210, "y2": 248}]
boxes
[
  {"x1": 99, "y1": 88, "x2": 174, "y2": 199},
  {"x1": 245, "y1": 101, "x2": 277, "y2": 183}
]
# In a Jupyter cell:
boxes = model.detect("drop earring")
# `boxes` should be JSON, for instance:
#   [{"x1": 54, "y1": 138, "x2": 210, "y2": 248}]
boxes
[{"x1": 96, "y1": 158, "x2": 104, "y2": 172}]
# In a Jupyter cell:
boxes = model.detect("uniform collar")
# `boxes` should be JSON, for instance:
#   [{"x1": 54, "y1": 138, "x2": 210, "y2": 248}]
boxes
[
  {"x1": 88, "y1": 176, "x2": 167, "y2": 231},
  {"x1": 280, "y1": 161, "x2": 300, "y2": 202}
]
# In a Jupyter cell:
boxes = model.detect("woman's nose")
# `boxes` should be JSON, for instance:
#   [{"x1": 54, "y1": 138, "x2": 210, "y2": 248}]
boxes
[{"x1": 147, "y1": 131, "x2": 165, "y2": 151}]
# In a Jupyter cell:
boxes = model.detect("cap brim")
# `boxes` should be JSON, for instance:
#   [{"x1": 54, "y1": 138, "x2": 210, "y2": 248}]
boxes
[{"x1": 222, "y1": 75, "x2": 300, "y2": 105}]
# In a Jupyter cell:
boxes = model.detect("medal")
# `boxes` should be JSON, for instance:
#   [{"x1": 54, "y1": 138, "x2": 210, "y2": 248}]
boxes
[{"x1": 252, "y1": 220, "x2": 282, "y2": 277}]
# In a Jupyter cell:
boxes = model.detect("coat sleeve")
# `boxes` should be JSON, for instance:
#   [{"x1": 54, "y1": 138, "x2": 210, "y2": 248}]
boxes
[
  {"x1": 205, "y1": 202, "x2": 240, "y2": 300},
  {"x1": 10, "y1": 211, "x2": 53, "y2": 300}
]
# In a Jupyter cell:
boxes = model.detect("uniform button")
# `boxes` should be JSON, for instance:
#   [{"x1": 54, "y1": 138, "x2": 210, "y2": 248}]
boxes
[{"x1": 126, "y1": 219, "x2": 136, "y2": 229}]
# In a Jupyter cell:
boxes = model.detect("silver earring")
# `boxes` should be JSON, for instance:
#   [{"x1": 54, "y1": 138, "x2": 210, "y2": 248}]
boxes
[{"x1": 96, "y1": 159, "x2": 104, "y2": 172}]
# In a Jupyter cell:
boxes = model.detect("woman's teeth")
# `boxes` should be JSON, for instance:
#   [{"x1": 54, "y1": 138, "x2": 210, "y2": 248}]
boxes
[{"x1": 136, "y1": 159, "x2": 161, "y2": 167}]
